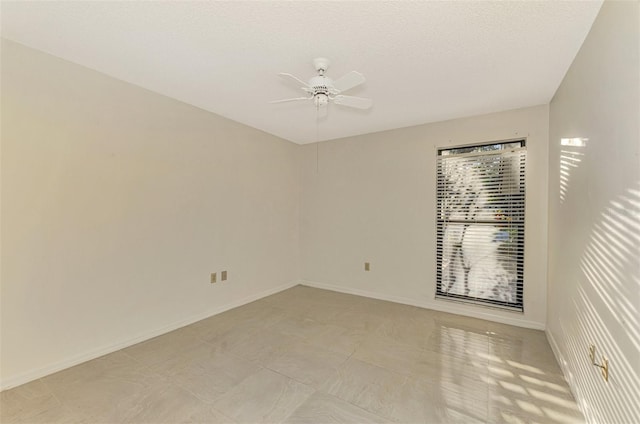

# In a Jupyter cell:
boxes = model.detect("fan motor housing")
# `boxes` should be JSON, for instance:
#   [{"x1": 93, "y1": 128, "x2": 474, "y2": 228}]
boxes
[{"x1": 309, "y1": 76, "x2": 334, "y2": 94}]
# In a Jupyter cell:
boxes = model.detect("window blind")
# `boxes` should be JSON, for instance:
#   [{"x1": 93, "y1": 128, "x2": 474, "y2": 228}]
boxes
[{"x1": 436, "y1": 141, "x2": 526, "y2": 311}]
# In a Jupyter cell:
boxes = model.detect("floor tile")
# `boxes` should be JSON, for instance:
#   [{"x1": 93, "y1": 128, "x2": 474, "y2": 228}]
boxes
[
  {"x1": 5, "y1": 403, "x2": 90, "y2": 424},
  {"x1": 212, "y1": 368, "x2": 315, "y2": 423},
  {"x1": 489, "y1": 403, "x2": 584, "y2": 424},
  {"x1": 200, "y1": 322, "x2": 261, "y2": 353},
  {"x1": 115, "y1": 382, "x2": 209, "y2": 424},
  {"x1": 488, "y1": 377, "x2": 584, "y2": 424},
  {"x1": 46, "y1": 366, "x2": 166, "y2": 421},
  {"x1": 265, "y1": 340, "x2": 349, "y2": 389},
  {"x1": 321, "y1": 357, "x2": 436, "y2": 423},
  {"x1": 271, "y1": 315, "x2": 366, "y2": 356},
  {"x1": 353, "y1": 333, "x2": 432, "y2": 377},
  {"x1": 426, "y1": 321, "x2": 490, "y2": 360},
  {"x1": 283, "y1": 391, "x2": 391, "y2": 423},
  {"x1": 42, "y1": 351, "x2": 144, "y2": 389},
  {"x1": 353, "y1": 332, "x2": 489, "y2": 385},
  {"x1": 305, "y1": 323, "x2": 367, "y2": 356},
  {"x1": 488, "y1": 335, "x2": 563, "y2": 375},
  {"x1": 300, "y1": 306, "x2": 343, "y2": 325},
  {"x1": 214, "y1": 301, "x2": 290, "y2": 329},
  {"x1": 0, "y1": 380, "x2": 62, "y2": 423},
  {"x1": 425, "y1": 381, "x2": 489, "y2": 423},
  {"x1": 183, "y1": 404, "x2": 238, "y2": 423},
  {"x1": 188, "y1": 312, "x2": 248, "y2": 343},
  {"x1": 149, "y1": 343, "x2": 260, "y2": 403},
  {"x1": 270, "y1": 314, "x2": 329, "y2": 339},
  {"x1": 325, "y1": 309, "x2": 387, "y2": 332},
  {"x1": 373, "y1": 310, "x2": 437, "y2": 351},
  {"x1": 122, "y1": 326, "x2": 205, "y2": 367},
  {"x1": 227, "y1": 327, "x2": 303, "y2": 365}
]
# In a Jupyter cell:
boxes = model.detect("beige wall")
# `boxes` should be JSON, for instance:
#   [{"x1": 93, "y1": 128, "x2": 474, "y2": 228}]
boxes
[
  {"x1": 300, "y1": 105, "x2": 550, "y2": 329},
  {"x1": 547, "y1": 1, "x2": 640, "y2": 423},
  {"x1": 0, "y1": 40, "x2": 300, "y2": 388}
]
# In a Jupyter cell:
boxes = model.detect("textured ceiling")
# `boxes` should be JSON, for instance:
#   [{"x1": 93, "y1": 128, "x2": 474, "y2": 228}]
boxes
[{"x1": 1, "y1": 1, "x2": 602, "y2": 144}]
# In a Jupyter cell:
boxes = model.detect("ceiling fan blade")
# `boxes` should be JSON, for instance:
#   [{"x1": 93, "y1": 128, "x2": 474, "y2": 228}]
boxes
[
  {"x1": 278, "y1": 73, "x2": 311, "y2": 91},
  {"x1": 269, "y1": 96, "x2": 312, "y2": 104},
  {"x1": 333, "y1": 95, "x2": 372, "y2": 109},
  {"x1": 332, "y1": 71, "x2": 366, "y2": 93}
]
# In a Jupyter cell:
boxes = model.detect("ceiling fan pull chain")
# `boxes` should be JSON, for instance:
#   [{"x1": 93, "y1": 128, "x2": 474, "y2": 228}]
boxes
[{"x1": 316, "y1": 105, "x2": 320, "y2": 173}]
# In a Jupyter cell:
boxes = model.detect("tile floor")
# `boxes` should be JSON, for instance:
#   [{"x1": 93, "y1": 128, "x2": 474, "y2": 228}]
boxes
[{"x1": 1, "y1": 286, "x2": 584, "y2": 423}]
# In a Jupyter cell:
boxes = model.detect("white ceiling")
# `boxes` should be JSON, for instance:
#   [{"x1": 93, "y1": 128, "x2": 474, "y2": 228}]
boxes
[{"x1": 1, "y1": 1, "x2": 602, "y2": 144}]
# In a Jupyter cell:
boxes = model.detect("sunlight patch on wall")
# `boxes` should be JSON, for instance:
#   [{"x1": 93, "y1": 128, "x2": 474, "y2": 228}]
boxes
[
  {"x1": 559, "y1": 184, "x2": 640, "y2": 423},
  {"x1": 559, "y1": 144, "x2": 585, "y2": 204},
  {"x1": 561, "y1": 138, "x2": 588, "y2": 148},
  {"x1": 579, "y1": 185, "x2": 640, "y2": 350}
]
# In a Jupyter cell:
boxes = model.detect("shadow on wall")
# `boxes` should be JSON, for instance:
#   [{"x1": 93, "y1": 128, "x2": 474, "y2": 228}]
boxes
[{"x1": 559, "y1": 182, "x2": 640, "y2": 422}]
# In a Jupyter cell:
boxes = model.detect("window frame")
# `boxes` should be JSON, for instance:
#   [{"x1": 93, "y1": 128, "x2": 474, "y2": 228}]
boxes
[{"x1": 435, "y1": 138, "x2": 526, "y2": 312}]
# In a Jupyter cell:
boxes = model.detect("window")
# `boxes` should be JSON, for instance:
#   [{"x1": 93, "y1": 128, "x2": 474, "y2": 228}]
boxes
[{"x1": 436, "y1": 140, "x2": 526, "y2": 311}]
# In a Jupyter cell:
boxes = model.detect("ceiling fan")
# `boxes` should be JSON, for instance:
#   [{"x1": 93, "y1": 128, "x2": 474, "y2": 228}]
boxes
[{"x1": 271, "y1": 58, "x2": 372, "y2": 110}]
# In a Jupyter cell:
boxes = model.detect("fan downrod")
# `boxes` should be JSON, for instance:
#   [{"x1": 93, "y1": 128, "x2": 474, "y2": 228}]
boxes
[{"x1": 313, "y1": 57, "x2": 330, "y2": 76}]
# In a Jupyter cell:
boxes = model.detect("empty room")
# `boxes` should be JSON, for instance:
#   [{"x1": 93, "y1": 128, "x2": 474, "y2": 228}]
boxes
[{"x1": 1, "y1": 1, "x2": 638, "y2": 423}]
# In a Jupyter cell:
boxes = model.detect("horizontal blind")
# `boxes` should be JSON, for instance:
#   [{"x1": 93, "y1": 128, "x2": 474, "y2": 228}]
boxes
[{"x1": 436, "y1": 141, "x2": 526, "y2": 311}]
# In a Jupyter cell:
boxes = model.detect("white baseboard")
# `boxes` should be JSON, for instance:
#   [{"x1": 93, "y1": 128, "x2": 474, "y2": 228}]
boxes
[
  {"x1": 0, "y1": 280, "x2": 299, "y2": 391},
  {"x1": 545, "y1": 330, "x2": 588, "y2": 420},
  {"x1": 301, "y1": 280, "x2": 545, "y2": 330}
]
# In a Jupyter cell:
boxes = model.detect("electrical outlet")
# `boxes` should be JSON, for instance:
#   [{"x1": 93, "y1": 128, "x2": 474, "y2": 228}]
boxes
[
  {"x1": 364, "y1": 262, "x2": 370, "y2": 271},
  {"x1": 210, "y1": 272, "x2": 217, "y2": 284},
  {"x1": 221, "y1": 270, "x2": 228, "y2": 281}
]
